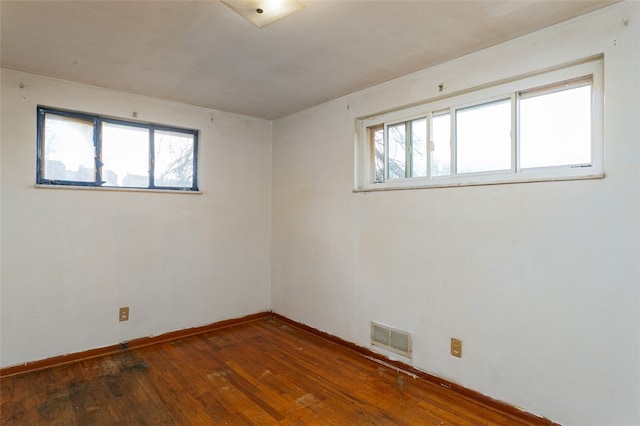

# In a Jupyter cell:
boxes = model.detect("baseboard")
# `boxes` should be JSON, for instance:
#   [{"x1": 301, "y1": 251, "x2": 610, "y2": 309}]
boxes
[
  {"x1": 271, "y1": 313, "x2": 559, "y2": 426},
  {"x1": 0, "y1": 311, "x2": 270, "y2": 378},
  {"x1": 0, "y1": 310, "x2": 558, "y2": 425}
]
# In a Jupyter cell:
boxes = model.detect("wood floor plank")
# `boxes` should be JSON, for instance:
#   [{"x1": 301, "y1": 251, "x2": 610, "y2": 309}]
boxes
[{"x1": 1, "y1": 318, "x2": 552, "y2": 425}]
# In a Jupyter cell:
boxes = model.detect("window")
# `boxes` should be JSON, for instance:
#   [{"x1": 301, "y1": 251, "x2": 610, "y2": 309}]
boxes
[
  {"x1": 519, "y1": 79, "x2": 591, "y2": 169},
  {"x1": 37, "y1": 107, "x2": 198, "y2": 191},
  {"x1": 356, "y1": 59, "x2": 603, "y2": 191},
  {"x1": 456, "y1": 98, "x2": 512, "y2": 174}
]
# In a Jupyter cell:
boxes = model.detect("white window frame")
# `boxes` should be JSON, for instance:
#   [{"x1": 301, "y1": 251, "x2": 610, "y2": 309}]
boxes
[{"x1": 354, "y1": 58, "x2": 603, "y2": 192}]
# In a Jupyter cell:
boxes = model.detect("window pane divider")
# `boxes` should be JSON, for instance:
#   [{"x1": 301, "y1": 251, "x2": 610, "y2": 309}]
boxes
[
  {"x1": 450, "y1": 107, "x2": 457, "y2": 176},
  {"x1": 510, "y1": 93, "x2": 517, "y2": 173},
  {"x1": 149, "y1": 127, "x2": 155, "y2": 189},
  {"x1": 405, "y1": 121, "x2": 411, "y2": 179}
]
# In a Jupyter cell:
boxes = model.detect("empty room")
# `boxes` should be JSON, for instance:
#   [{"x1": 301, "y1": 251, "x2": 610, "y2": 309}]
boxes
[{"x1": 1, "y1": 1, "x2": 638, "y2": 425}]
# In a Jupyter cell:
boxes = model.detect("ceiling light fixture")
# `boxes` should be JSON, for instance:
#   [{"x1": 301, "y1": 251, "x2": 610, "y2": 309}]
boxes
[{"x1": 221, "y1": 0, "x2": 304, "y2": 29}]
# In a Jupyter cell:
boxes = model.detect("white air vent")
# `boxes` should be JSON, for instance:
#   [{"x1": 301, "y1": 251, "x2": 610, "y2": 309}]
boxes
[{"x1": 371, "y1": 322, "x2": 412, "y2": 358}]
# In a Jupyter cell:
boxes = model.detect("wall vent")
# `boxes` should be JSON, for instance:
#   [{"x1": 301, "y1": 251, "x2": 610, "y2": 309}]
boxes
[{"x1": 371, "y1": 322, "x2": 412, "y2": 358}]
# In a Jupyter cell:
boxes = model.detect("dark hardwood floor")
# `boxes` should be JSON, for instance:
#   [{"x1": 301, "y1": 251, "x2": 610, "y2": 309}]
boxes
[{"x1": 1, "y1": 318, "x2": 547, "y2": 425}]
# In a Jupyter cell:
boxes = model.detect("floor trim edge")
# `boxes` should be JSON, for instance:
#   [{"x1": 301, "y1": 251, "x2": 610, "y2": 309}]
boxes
[
  {"x1": 0, "y1": 311, "x2": 271, "y2": 378},
  {"x1": 271, "y1": 312, "x2": 559, "y2": 426}
]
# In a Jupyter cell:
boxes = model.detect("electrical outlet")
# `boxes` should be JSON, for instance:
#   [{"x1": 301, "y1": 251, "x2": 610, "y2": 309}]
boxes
[
  {"x1": 451, "y1": 338, "x2": 462, "y2": 358},
  {"x1": 119, "y1": 306, "x2": 130, "y2": 322}
]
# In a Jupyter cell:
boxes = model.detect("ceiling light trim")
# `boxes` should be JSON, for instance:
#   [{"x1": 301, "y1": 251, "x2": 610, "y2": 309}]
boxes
[{"x1": 221, "y1": 0, "x2": 304, "y2": 29}]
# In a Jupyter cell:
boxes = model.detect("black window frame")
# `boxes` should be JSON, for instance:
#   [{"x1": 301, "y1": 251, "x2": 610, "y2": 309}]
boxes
[{"x1": 36, "y1": 106, "x2": 199, "y2": 192}]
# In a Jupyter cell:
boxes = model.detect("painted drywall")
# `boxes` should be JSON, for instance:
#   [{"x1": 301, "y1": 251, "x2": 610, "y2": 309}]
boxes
[
  {"x1": 0, "y1": 70, "x2": 272, "y2": 367},
  {"x1": 271, "y1": 2, "x2": 639, "y2": 425}
]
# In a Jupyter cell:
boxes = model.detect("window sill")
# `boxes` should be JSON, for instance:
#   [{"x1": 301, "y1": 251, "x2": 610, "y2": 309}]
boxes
[
  {"x1": 353, "y1": 172, "x2": 605, "y2": 193},
  {"x1": 35, "y1": 184, "x2": 202, "y2": 195}
]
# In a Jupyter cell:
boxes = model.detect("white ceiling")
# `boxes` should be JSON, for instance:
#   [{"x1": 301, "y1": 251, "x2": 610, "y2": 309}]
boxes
[{"x1": 1, "y1": 0, "x2": 618, "y2": 120}]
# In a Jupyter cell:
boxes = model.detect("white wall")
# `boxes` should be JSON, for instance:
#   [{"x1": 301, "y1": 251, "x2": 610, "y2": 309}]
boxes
[
  {"x1": 0, "y1": 70, "x2": 272, "y2": 367},
  {"x1": 272, "y1": 2, "x2": 639, "y2": 425}
]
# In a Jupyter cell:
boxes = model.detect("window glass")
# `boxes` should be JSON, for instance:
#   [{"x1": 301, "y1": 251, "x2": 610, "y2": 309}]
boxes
[
  {"x1": 388, "y1": 123, "x2": 406, "y2": 180},
  {"x1": 372, "y1": 126, "x2": 384, "y2": 183},
  {"x1": 411, "y1": 118, "x2": 427, "y2": 178},
  {"x1": 102, "y1": 122, "x2": 149, "y2": 187},
  {"x1": 520, "y1": 84, "x2": 591, "y2": 169},
  {"x1": 431, "y1": 113, "x2": 451, "y2": 177},
  {"x1": 154, "y1": 130, "x2": 195, "y2": 188},
  {"x1": 43, "y1": 114, "x2": 95, "y2": 182},
  {"x1": 456, "y1": 99, "x2": 511, "y2": 174}
]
